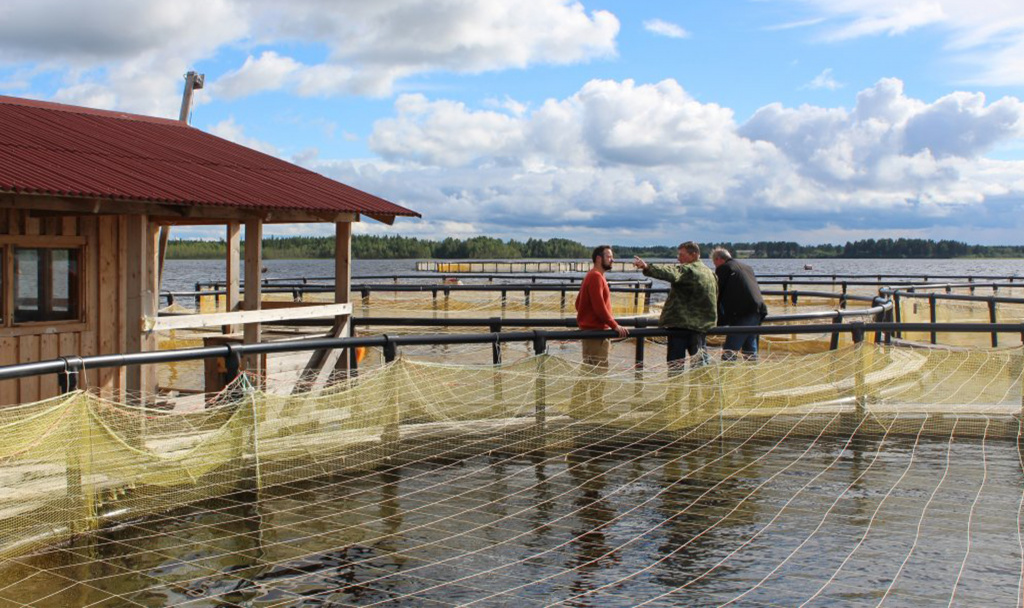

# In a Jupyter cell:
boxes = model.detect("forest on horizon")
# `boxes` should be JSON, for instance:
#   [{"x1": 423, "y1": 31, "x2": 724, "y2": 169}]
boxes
[{"x1": 165, "y1": 235, "x2": 1024, "y2": 260}]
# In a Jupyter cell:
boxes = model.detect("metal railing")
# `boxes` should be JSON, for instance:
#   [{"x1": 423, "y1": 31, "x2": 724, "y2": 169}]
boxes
[
  {"x1": 4, "y1": 319, "x2": 1023, "y2": 396},
  {"x1": 0, "y1": 298, "x2": 922, "y2": 393}
]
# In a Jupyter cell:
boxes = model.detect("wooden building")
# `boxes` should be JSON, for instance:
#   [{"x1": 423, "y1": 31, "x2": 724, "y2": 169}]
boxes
[{"x1": 0, "y1": 95, "x2": 419, "y2": 405}]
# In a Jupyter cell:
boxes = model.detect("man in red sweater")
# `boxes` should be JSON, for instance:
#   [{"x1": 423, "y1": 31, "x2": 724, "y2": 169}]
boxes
[
  {"x1": 575, "y1": 245, "x2": 629, "y2": 368},
  {"x1": 571, "y1": 245, "x2": 629, "y2": 416}
]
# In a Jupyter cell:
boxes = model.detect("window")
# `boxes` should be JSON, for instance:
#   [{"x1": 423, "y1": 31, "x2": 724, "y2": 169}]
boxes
[{"x1": 13, "y1": 247, "x2": 81, "y2": 323}]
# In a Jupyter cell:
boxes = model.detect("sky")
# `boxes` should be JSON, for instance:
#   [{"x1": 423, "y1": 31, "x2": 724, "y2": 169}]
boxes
[{"x1": 1, "y1": 0, "x2": 1023, "y2": 246}]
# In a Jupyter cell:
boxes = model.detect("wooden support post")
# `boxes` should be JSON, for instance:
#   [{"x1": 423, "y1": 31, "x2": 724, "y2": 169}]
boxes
[
  {"x1": 125, "y1": 215, "x2": 157, "y2": 400},
  {"x1": 291, "y1": 222, "x2": 352, "y2": 392},
  {"x1": 334, "y1": 221, "x2": 351, "y2": 375},
  {"x1": 243, "y1": 219, "x2": 263, "y2": 378},
  {"x1": 157, "y1": 226, "x2": 170, "y2": 291},
  {"x1": 225, "y1": 222, "x2": 240, "y2": 334}
]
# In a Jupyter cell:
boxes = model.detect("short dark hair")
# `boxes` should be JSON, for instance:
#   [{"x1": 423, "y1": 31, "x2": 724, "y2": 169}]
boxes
[
  {"x1": 592, "y1": 245, "x2": 611, "y2": 263},
  {"x1": 678, "y1": 241, "x2": 700, "y2": 257}
]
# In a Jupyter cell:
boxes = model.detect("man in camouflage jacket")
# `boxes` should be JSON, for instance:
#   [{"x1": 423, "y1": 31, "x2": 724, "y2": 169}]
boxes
[{"x1": 633, "y1": 241, "x2": 718, "y2": 369}]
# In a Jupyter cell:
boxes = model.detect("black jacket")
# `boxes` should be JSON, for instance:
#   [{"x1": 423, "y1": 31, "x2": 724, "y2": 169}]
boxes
[{"x1": 715, "y1": 259, "x2": 767, "y2": 325}]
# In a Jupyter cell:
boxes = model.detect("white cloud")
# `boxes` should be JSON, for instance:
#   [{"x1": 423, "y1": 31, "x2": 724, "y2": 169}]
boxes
[
  {"x1": 218, "y1": 0, "x2": 620, "y2": 98},
  {"x1": 789, "y1": 0, "x2": 1024, "y2": 85},
  {"x1": 0, "y1": 0, "x2": 619, "y2": 110},
  {"x1": 208, "y1": 117, "x2": 281, "y2": 157},
  {"x1": 0, "y1": 0, "x2": 246, "y2": 116},
  {"x1": 306, "y1": 77, "x2": 1024, "y2": 243},
  {"x1": 643, "y1": 19, "x2": 689, "y2": 39},
  {"x1": 804, "y1": 68, "x2": 843, "y2": 90}
]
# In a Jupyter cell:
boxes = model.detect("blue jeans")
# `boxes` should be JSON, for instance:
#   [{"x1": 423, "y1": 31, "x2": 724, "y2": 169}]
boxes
[
  {"x1": 722, "y1": 313, "x2": 762, "y2": 360},
  {"x1": 667, "y1": 330, "x2": 708, "y2": 371}
]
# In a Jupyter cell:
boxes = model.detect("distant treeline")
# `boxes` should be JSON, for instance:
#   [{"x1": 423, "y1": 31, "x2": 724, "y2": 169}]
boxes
[{"x1": 165, "y1": 235, "x2": 1024, "y2": 260}]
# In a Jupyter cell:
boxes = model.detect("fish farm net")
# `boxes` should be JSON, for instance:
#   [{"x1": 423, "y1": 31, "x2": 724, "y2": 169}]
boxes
[{"x1": 1, "y1": 344, "x2": 1023, "y2": 606}]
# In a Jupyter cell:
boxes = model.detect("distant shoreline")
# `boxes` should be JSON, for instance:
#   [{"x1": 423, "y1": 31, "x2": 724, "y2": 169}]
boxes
[{"x1": 165, "y1": 235, "x2": 1024, "y2": 261}]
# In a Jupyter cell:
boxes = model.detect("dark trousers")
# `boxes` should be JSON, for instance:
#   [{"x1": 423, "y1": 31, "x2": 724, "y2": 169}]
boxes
[
  {"x1": 722, "y1": 312, "x2": 763, "y2": 360},
  {"x1": 666, "y1": 330, "x2": 708, "y2": 371}
]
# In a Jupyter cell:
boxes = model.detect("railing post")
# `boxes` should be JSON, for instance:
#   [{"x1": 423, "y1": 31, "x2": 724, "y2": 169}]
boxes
[
  {"x1": 383, "y1": 336, "x2": 397, "y2": 363},
  {"x1": 644, "y1": 285, "x2": 652, "y2": 313},
  {"x1": 929, "y1": 293, "x2": 937, "y2": 344},
  {"x1": 532, "y1": 331, "x2": 547, "y2": 356},
  {"x1": 829, "y1": 314, "x2": 842, "y2": 350},
  {"x1": 58, "y1": 356, "x2": 83, "y2": 393},
  {"x1": 893, "y1": 293, "x2": 902, "y2": 339},
  {"x1": 634, "y1": 318, "x2": 646, "y2": 401},
  {"x1": 989, "y1": 299, "x2": 998, "y2": 347},
  {"x1": 490, "y1": 318, "x2": 503, "y2": 365},
  {"x1": 560, "y1": 289, "x2": 566, "y2": 314},
  {"x1": 224, "y1": 343, "x2": 241, "y2": 389},
  {"x1": 524, "y1": 288, "x2": 531, "y2": 310},
  {"x1": 851, "y1": 322, "x2": 865, "y2": 345}
]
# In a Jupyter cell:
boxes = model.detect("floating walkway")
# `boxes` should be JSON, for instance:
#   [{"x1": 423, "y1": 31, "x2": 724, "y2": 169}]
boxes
[{"x1": 415, "y1": 260, "x2": 637, "y2": 273}]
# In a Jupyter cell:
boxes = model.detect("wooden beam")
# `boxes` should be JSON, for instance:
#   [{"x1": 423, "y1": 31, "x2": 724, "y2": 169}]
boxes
[
  {"x1": 124, "y1": 215, "x2": 157, "y2": 397},
  {"x1": 225, "y1": 222, "x2": 240, "y2": 333},
  {"x1": 157, "y1": 225, "x2": 170, "y2": 292},
  {"x1": 243, "y1": 219, "x2": 262, "y2": 376},
  {"x1": 364, "y1": 213, "x2": 397, "y2": 225},
  {"x1": 335, "y1": 221, "x2": 352, "y2": 375},
  {"x1": 149, "y1": 303, "x2": 353, "y2": 332},
  {"x1": 0, "y1": 192, "x2": 360, "y2": 224}
]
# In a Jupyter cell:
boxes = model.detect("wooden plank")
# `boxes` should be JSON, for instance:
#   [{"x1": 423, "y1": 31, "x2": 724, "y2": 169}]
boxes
[
  {"x1": 149, "y1": 302, "x2": 353, "y2": 332},
  {"x1": 124, "y1": 215, "x2": 149, "y2": 396},
  {"x1": 0, "y1": 323, "x2": 87, "y2": 338},
  {"x1": 24, "y1": 214, "x2": 40, "y2": 236},
  {"x1": 3, "y1": 238, "x2": 13, "y2": 328},
  {"x1": 61, "y1": 216, "x2": 78, "y2": 236},
  {"x1": 7, "y1": 210, "x2": 20, "y2": 236},
  {"x1": 0, "y1": 235, "x2": 86, "y2": 247},
  {"x1": 0, "y1": 337, "x2": 18, "y2": 406},
  {"x1": 96, "y1": 216, "x2": 118, "y2": 394},
  {"x1": 59, "y1": 332, "x2": 79, "y2": 357},
  {"x1": 116, "y1": 216, "x2": 128, "y2": 395},
  {"x1": 0, "y1": 192, "x2": 359, "y2": 224},
  {"x1": 334, "y1": 221, "x2": 352, "y2": 375},
  {"x1": 292, "y1": 317, "x2": 350, "y2": 394},
  {"x1": 243, "y1": 219, "x2": 262, "y2": 376},
  {"x1": 225, "y1": 222, "x2": 240, "y2": 333},
  {"x1": 18, "y1": 336, "x2": 40, "y2": 403},
  {"x1": 78, "y1": 217, "x2": 99, "y2": 390},
  {"x1": 43, "y1": 217, "x2": 59, "y2": 236},
  {"x1": 39, "y1": 334, "x2": 59, "y2": 398},
  {"x1": 144, "y1": 221, "x2": 160, "y2": 396}
]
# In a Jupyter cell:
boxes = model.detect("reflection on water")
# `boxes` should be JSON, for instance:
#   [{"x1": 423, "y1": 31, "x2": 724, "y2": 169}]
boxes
[{"x1": 4, "y1": 432, "x2": 1021, "y2": 607}]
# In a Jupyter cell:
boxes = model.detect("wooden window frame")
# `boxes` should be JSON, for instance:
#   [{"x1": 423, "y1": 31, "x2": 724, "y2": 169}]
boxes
[{"x1": 0, "y1": 236, "x2": 87, "y2": 336}]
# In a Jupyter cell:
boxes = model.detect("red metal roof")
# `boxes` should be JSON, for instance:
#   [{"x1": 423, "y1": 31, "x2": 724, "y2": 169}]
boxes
[{"x1": 0, "y1": 95, "x2": 419, "y2": 218}]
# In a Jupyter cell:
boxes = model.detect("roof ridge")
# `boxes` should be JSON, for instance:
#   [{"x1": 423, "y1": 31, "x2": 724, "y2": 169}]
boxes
[{"x1": 0, "y1": 95, "x2": 185, "y2": 127}]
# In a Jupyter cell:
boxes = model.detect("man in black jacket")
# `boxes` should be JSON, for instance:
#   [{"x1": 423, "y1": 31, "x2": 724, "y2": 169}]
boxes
[{"x1": 711, "y1": 248, "x2": 768, "y2": 360}]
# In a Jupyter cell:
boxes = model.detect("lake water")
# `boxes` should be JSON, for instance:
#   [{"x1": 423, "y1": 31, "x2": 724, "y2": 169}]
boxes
[{"x1": 162, "y1": 258, "x2": 1024, "y2": 294}]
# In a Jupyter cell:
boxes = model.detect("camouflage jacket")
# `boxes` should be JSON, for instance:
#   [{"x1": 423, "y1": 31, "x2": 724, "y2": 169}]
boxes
[{"x1": 642, "y1": 261, "x2": 718, "y2": 331}]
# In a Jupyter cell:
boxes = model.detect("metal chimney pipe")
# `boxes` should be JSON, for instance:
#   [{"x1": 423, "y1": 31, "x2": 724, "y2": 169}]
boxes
[{"x1": 178, "y1": 71, "x2": 205, "y2": 124}]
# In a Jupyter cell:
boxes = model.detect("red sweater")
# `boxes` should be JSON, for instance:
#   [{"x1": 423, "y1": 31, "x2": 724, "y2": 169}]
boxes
[{"x1": 575, "y1": 269, "x2": 617, "y2": 330}]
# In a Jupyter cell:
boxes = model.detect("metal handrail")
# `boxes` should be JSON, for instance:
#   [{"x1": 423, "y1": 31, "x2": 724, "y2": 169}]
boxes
[{"x1": 1, "y1": 319, "x2": 1020, "y2": 387}]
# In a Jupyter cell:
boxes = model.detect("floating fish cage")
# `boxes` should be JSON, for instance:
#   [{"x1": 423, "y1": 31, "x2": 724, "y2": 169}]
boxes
[{"x1": 1, "y1": 318, "x2": 1024, "y2": 606}]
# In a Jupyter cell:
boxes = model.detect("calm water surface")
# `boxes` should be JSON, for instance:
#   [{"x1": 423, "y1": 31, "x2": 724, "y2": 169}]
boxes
[{"x1": 161, "y1": 258, "x2": 1024, "y2": 294}]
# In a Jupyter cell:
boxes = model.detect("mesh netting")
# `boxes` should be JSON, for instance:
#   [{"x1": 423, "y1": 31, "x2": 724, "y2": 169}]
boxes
[{"x1": 1, "y1": 345, "x2": 1023, "y2": 606}]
